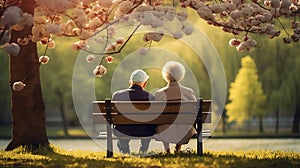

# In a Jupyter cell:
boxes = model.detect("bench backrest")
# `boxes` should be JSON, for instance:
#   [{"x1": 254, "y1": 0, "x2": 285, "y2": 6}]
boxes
[{"x1": 93, "y1": 99, "x2": 211, "y2": 125}]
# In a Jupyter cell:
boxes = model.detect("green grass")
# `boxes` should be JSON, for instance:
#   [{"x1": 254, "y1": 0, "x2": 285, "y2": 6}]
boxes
[{"x1": 1, "y1": 146, "x2": 299, "y2": 168}]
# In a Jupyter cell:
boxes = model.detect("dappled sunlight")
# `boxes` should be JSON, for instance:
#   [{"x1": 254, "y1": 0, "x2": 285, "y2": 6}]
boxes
[{"x1": 1, "y1": 146, "x2": 299, "y2": 168}]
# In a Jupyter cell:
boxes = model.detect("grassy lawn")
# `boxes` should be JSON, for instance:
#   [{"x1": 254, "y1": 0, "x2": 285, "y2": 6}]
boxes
[{"x1": 1, "y1": 146, "x2": 299, "y2": 168}]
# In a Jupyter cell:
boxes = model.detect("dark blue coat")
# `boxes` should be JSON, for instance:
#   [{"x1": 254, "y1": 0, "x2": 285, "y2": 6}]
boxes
[{"x1": 111, "y1": 84, "x2": 156, "y2": 137}]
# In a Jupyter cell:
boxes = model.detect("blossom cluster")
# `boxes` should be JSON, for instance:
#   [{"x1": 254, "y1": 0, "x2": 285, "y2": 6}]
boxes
[
  {"x1": 132, "y1": 5, "x2": 193, "y2": 39},
  {"x1": 0, "y1": 6, "x2": 33, "y2": 56},
  {"x1": 179, "y1": 0, "x2": 300, "y2": 50}
]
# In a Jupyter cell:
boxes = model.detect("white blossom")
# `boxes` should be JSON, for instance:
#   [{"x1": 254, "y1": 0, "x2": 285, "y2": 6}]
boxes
[
  {"x1": 270, "y1": 0, "x2": 280, "y2": 8},
  {"x1": 46, "y1": 24, "x2": 61, "y2": 34},
  {"x1": 138, "y1": 47, "x2": 149, "y2": 55},
  {"x1": 197, "y1": 6, "x2": 215, "y2": 20},
  {"x1": 2, "y1": 6, "x2": 23, "y2": 27},
  {"x1": 86, "y1": 54, "x2": 96, "y2": 63},
  {"x1": 5, "y1": 43, "x2": 20, "y2": 56},
  {"x1": 230, "y1": 10, "x2": 243, "y2": 20},
  {"x1": 172, "y1": 31, "x2": 183, "y2": 39},
  {"x1": 143, "y1": 32, "x2": 164, "y2": 42},
  {"x1": 39, "y1": 55, "x2": 50, "y2": 64},
  {"x1": 93, "y1": 65, "x2": 107, "y2": 77},
  {"x1": 72, "y1": 41, "x2": 89, "y2": 50},
  {"x1": 229, "y1": 39, "x2": 241, "y2": 47},
  {"x1": 182, "y1": 26, "x2": 194, "y2": 35},
  {"x1": 177, "y1": 11, "x2": 188, "y2": 22},
  {"x1": 13, "y1": 81, "x2": 26, "y2": 91}
]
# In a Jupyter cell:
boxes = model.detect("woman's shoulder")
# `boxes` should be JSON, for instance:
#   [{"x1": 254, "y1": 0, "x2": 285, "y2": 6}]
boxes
[{"x1": 179, "y1": 85, "x2": 195, "y2": 93}]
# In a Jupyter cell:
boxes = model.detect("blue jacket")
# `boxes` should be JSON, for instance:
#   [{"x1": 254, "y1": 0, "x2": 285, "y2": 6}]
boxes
[{"x1": 111, "y1": 84, "x2": 156, "y2": 137}]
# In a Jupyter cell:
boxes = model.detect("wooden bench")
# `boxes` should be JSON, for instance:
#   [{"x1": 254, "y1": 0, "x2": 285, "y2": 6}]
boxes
[{"x1": 93, "y1": 98, "x2": 212, "y2": 157}]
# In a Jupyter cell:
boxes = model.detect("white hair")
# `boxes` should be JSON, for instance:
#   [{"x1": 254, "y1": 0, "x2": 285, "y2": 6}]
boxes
[{"x1": 162, "y1": 61, "x2": 185, "y2": 82}]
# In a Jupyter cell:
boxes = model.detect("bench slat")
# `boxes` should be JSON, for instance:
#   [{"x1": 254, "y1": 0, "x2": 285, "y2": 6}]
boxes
[
  {"x1": 93, "y1": 112, "x2": 211, "y2": 124},
  {"x1": 93, "y1": 100, "x2": 212, "y2": 125},
  {"x1": 93, "y1": 101, "x2": 200, "y2": 114}
]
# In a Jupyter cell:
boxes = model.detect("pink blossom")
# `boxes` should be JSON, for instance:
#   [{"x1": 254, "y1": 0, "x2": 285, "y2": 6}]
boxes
[
  {"x1": 290, "y1": 4, "x2": 298, "y2": 12},
  {"x1": 93, "y1": 65, "x2": 107, "y2": 77},
  {"x1": 99, "y1": 0, "x2": 112, "y2": 8},
  {"x1": 172, "y1": 31, "x2": 183, "y2": 39},
  {"x1": 182, "y1": 26, "x2": 194, "y2": 35},
  {"x1": 225, "y1": 3, "x2": 237, "y2": 12},
  {"x1": 116, "y1": 37, "x2": 125, "y2": 44},
  {"x1": 14, "y1": 13, "x2": 34, "y2": 30},
  {"x1": 230, "y1": 10, "x2": 242, "y2": 20},
  {"x1": 290, "y1": 21, "x2": 298, "y2": 29},
  {"x1": 72, "y1": 41, "x2": 89, "y2": 50},
  {"x1": 143, "y1": 32, "x2": 164, "y2": 42},
  {"x1": 86, "y1": 54, "x2": 96, "y2": 63},
  {"x1": 197, "y1": 7, "x2": 215, "y2": 20},
  {"x1": 2, "y1": 6, "x2": 22, "y2": 27},
  {"x1": 210, "y1": 4, "x2": 226, "y2": 13},
  {"x1": 39, "y1": 55, "x2": 50, "y2": 64},
  {"x1": 236, "y1": 42, "x2": 249, "y2": 52},
  {"x1": 280, "y1": 0, "x2": 292, "y2": 9},
  {"x1": 118, "y1": 0, "x2": 133, "y2": 14},
  {"x1": 177, "y1": 11, "x2": 188, "y2": 21},
  {"x1": 46, "y1": 24, "x2": 61, "y2": 34},
  {"x1": 107, "y1": 26, "x2": 116, "y2": 37},
  {"x1": 5, "y1": 43, "x2": 20, "y2": 56},
  {"x1": 270, "y1": 0, "x2": 280, "y2": 8},
  {"x1": 13, "y1": 81, "x2": 26, "y2": 91},
  {"x1": 138, "y1": 47, "x2": 148, "y2": 55},
  {"x1": 105, "y1": 55, "x2": 114, "y2": 63},
  {"x1": 47, "y1": 40, "x2": 56, "y2": 49},
  {"x1": 283, "y1": 37, "x2": 292, "y2": 44},
  {"x1": 229, "y1": 39, "x2": 241, "y2": 47},
  {"x1": 105, "y1": 43, "x2": 117, "y2": 51}
]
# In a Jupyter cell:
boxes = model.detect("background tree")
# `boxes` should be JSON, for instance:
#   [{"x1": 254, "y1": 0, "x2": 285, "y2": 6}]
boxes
[{"x1": 226, "y1": 55, "x2": 266, "y2": 132}]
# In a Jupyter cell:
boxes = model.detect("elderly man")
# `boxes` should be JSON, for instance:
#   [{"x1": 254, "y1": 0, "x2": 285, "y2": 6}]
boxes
[{"x1": 112, "y1": 69, "x2": 156, "y2": 154}]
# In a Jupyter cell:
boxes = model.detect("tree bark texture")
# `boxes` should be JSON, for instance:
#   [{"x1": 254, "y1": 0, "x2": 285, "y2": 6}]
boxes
[{"x1": 5, "y1": 0, "x2": 49, "y2": 151}]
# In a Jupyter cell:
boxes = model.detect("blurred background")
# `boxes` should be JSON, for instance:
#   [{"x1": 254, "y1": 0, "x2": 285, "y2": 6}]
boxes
[{"x1": 0, "y1": 9, "x2": 299, "y2": 139}]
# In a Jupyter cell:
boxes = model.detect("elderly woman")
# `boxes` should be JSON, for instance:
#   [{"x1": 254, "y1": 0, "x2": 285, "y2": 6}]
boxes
[{"x1": 154, "y1": 61, "x2": 197, "y2": 153}]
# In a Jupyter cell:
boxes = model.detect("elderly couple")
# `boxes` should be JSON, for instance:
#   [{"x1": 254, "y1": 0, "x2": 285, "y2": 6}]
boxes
[{"x1": 112, "y1": 61, "x2": 197, "y2": 154}]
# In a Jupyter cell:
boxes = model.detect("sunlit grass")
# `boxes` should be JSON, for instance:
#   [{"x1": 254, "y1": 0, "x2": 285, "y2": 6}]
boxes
[
  {"x1": 46, "y1": 128, "x2": 87, "y2": 137},
  {"x1": 0, "y1": 145, "x2": 299, "y2": 168}
]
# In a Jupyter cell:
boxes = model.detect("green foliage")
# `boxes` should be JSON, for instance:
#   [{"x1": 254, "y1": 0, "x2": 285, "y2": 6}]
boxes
[
  {"x1": 39, "y1": 38, "x2": 79, "y2": 123},
  {"x1": 0, "y1": 50, "x2": 10, "y2": 125},
  {"x1": 0, "y1": 146, "x2": 299, "y2": 168},
  {"x1": 226, "y1": 56, "x2": 266, "y2": 125}
]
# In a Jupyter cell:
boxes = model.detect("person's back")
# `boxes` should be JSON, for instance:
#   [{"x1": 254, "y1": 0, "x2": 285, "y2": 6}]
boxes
[
  {"x1": 112, "y1": 84, "x2": 156, "y2": 137},
  {"x1": 111, "y1": 69, "x2": 156, "y2": 154},
  {"x1": 154, "y1": 61, "x2": 197, "y2": 153}
]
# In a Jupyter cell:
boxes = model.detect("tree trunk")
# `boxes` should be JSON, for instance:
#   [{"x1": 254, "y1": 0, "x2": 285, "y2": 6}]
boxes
[
  {"x1": 292, "y1": 104, "x2": 300, "y2": 133},
  {"x1": 221, "y1": 111, "x2": 227, "y2": 133},
  {"x1": 57, "y1": 89, "x2": 69, "y2": 136},
  {"x1": 275, "y1": 109, "x2": 279, "y2": 133},
  {"x1": 5, "y1": 0, "x2": 49, "y2": 151},
  {"x1": 259, "y1": 115, "x2": 264, "y2": 133}
]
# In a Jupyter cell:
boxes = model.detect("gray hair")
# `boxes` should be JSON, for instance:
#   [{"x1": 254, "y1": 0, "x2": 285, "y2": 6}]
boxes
[{"x1": 162, "y1": 61, "x2": 185, "y2": 82}]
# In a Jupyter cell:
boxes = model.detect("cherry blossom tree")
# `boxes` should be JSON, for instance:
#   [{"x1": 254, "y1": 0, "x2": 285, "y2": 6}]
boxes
[{"x1": 1, "y1": 0, "x2": 299, "y2": 150}]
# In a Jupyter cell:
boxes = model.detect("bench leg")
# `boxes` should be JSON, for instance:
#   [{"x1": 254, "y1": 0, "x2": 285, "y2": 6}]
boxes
[
  {"x1": 105, "y1": 99, "x2": 113, "y2": 158},
  {"x1": 197, "y1": 98, "x2": 203, "y2": 156},
  {"x1": 107, "y1": 122, "x2": 113, "y2": 158},
  {"x1": 197, "y1": 132, "x2": 203, "y2": 156}
]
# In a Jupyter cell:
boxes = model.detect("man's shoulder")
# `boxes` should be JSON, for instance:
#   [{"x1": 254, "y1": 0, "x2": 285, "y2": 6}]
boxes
[{"x1": 112, "y1": 88, "x2": 132, "y2": 100}]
